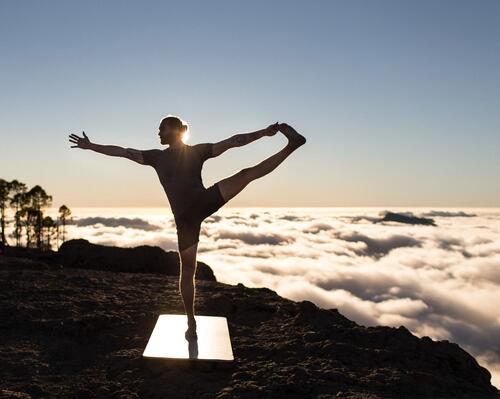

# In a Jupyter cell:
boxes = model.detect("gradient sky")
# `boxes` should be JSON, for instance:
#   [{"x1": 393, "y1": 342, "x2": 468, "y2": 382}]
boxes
[{"x1": 1, "y1": 0, "x2": 499, "y2": 208}]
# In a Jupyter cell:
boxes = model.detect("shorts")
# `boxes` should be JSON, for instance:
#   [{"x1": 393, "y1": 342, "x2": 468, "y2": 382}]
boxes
[{"x1": 174, "y1": 182, "x2": 226, "y2": 252}]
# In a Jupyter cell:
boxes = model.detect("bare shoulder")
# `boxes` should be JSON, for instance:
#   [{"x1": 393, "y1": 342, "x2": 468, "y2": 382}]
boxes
[{"x1": 193, "y1": 142, "x2": 215, "y2": 161}]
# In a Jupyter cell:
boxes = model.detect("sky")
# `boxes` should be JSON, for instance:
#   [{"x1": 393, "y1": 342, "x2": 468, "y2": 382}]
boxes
[{"x1": 1, "y1": 0, "x2": 499, "y2": 208}]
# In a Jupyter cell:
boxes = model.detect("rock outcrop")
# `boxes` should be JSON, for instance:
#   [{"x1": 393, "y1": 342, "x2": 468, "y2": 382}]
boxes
[
  {"x1": 0, "y1": 239, "x2": 216, "y2": 281},
  {"x1": 1, "y1": 254, "x2": 498, "y2": 399},
  {"x1": 376, "y1": 211, "x2": 436, "y2": 226}
]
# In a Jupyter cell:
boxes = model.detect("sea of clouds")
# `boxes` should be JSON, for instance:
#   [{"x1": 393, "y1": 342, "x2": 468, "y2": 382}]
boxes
[{"x1": 63, "y1": 206, "x2": 500, "y2": 388}]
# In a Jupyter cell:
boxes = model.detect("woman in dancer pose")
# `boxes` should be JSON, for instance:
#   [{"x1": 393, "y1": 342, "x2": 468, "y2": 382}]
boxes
[{"x1": 68, "y1": 115, "x2": 306, "y2": 339}]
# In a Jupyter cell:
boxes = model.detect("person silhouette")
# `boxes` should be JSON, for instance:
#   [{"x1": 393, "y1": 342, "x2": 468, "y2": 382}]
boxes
[{"x1": 69, "y1": 115, "x2": 306, "y2": 339}]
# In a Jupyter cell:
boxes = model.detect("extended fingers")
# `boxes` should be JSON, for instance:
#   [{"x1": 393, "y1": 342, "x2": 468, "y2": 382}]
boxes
[{"x1": 68, "y1": 131, "x2": 87, "y2": 148}]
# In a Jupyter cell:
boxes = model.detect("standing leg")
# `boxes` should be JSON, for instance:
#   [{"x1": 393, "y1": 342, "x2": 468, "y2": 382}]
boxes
[
  {"x1": 179, "y1": 240, "x2": 199, "y2": 338},
  {"x1": 217, "y1": 124, "x2": 306, "y2": 203}
]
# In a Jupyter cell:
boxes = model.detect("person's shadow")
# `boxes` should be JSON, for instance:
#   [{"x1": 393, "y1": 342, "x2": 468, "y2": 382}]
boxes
[{"x1": 186, "y1": 335, "x2": 199, "y2": 358}]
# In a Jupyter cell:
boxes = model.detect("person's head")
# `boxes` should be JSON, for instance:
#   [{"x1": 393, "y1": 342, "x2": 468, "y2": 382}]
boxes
[{"x1": 158, "y1": 115, "x2": 189, "y2": 146}]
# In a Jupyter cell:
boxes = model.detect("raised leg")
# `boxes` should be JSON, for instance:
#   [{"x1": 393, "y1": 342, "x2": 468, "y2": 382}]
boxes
[
  {"x1": 217, "y1": 140, "x2": 299, "y2": 203},
  {"x1": 178, "y1": 241, "x2": 199, "y2": 339}
]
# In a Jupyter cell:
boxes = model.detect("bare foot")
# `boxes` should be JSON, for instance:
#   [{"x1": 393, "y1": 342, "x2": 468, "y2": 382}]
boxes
[
  {"x1": 279, "y1": 123, "x2": 306, "y2": 148},
  {"x1": 185, "y1": 317, "x2": 197, "y2": 339},
  {"x1": 185, "y1": 326, "x2": 198, "y2": 339}
]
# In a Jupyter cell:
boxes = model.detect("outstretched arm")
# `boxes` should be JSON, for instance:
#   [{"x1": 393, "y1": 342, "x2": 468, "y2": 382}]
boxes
[
  {"x1": 212, "y1": 122, "x2": 280, "y2": 158},
  {"x1": 68, "y1": 131, "x2": 147, "y2": 164},
  {"x1": 90, "y1": 143, "x2": 148, "y2": 165}
]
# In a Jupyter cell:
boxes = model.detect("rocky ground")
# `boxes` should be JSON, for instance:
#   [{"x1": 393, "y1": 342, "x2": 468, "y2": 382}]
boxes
[{"x1": 1, "y1": 250, "x2": 499, "y2": 399}]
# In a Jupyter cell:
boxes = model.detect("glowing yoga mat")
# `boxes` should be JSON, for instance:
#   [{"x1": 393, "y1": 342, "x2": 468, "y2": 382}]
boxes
[{"x1": 143, "y1": 314, "x2": 234, "y2": 362}]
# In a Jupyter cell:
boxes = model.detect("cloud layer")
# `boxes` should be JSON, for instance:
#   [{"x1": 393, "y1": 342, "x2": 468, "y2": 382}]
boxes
[{"x1": 62, "y1": 207, "x2": 500, "y2": 388}]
